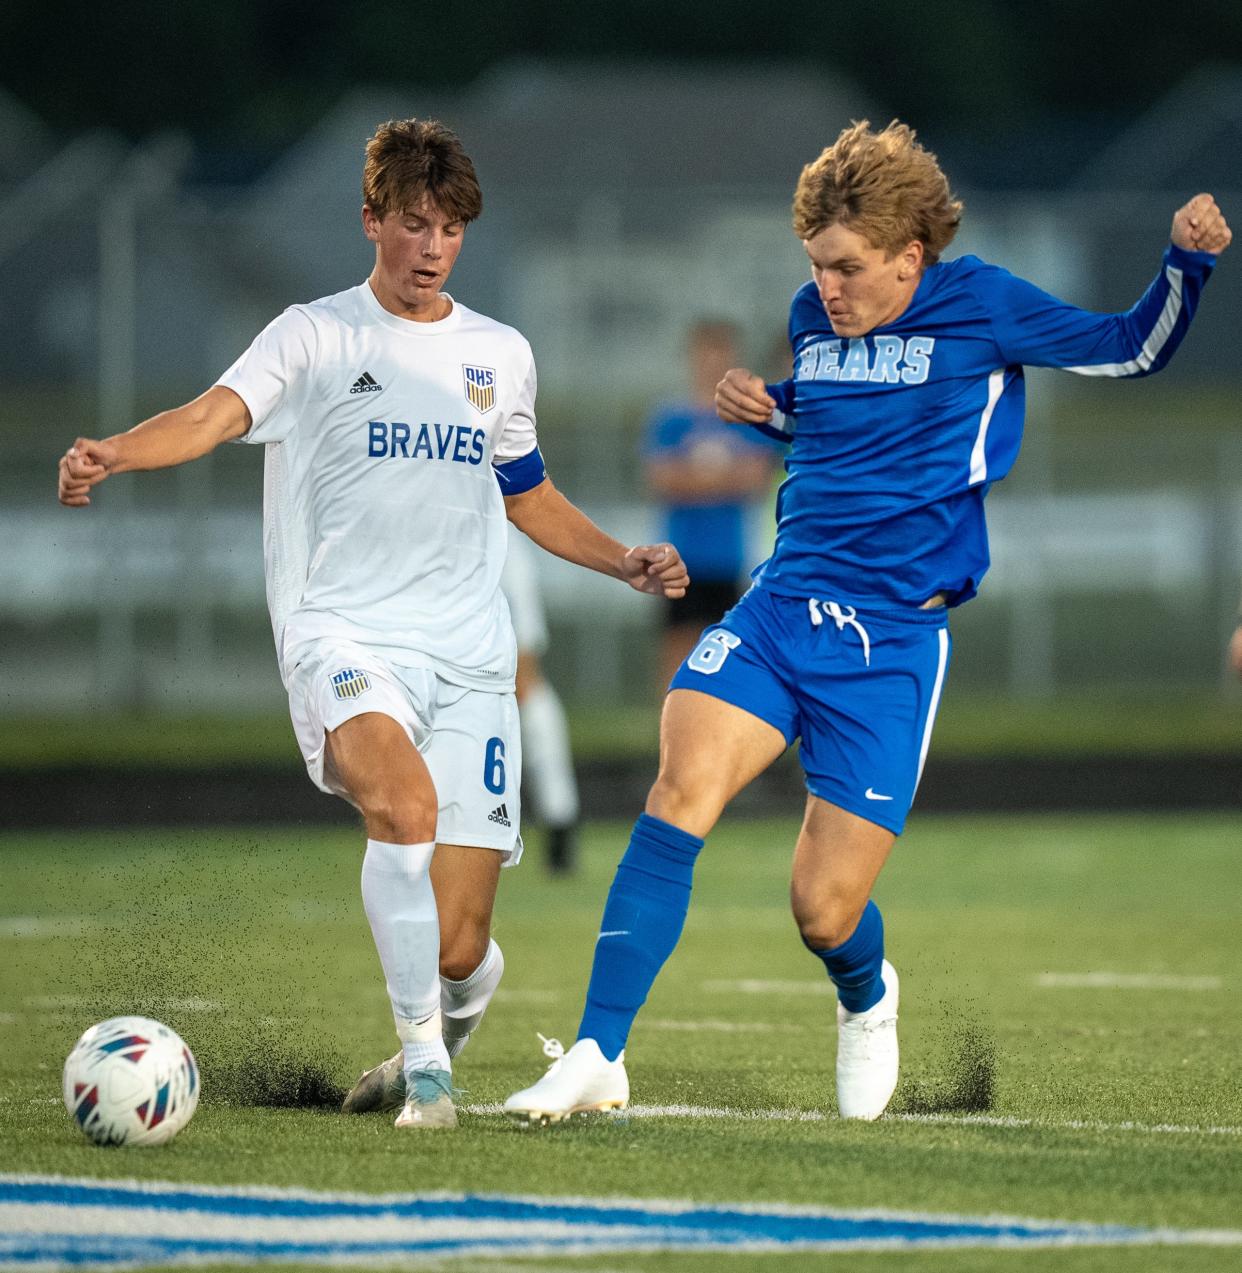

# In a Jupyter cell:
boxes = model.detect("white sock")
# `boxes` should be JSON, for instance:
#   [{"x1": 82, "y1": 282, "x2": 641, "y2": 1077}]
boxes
[
  {"x1": 360, "y1": 839, "x2": 451, "y2": 1078},
  {"x1": 520, "y1": 681, "x2": 579, "y2": 827},
  {"x1": 441, "y1": 939, "x2": 505, "y2": 1059}
]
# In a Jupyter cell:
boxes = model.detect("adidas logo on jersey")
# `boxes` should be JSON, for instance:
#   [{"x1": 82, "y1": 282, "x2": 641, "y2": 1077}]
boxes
[
  {"x1": 349, "y1": 371, "x2": 383, "y2": 394},
  {"x1": 488, "y1": 803, "x2": 511, "y2": 828}
]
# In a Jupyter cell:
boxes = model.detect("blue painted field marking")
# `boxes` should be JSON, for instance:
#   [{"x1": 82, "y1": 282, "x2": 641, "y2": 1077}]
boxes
[{"x1": 1, "y1": 1174, "x2": 1239, "y2": 1269}]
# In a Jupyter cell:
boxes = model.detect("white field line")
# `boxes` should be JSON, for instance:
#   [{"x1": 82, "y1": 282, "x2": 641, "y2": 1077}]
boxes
[
  {"x1": 1036, "y1": 972, "x2": 1223, "y2": 991},
  {"x1": 0, "y1": 917, "x2": 100, "y2": 939},
  {"x1": 709, "y1": 974, "x2": 1226, "y2": 995},
  {"x1": 465, "y1": 1102, "x2": 1242, "y2": 1138},
  {"x1": 22, "y1": 995, "x2": 222, "y2": 1012},
  {"x1": 703, "y1": 979, "x2": 830, "y2": 995},
  {"x1": 894, "y1": 1113, "x2": 1242, "y2": 1136},
  {"x1": 0, "y1": 1202, "x2": 653, "y2": 1247},
  {"x1": 644, "y1": 1019, "x2": 804, "y2": 1033}
]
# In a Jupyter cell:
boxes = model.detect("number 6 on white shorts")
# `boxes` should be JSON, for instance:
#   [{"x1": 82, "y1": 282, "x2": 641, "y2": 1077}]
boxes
[{"x1": 687, "y1": 629, "x2": 742, "y2": 675}]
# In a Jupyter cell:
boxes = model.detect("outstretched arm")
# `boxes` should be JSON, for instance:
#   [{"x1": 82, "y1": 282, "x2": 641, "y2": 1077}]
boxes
[
  {"x1": 504, "y1": 477, "x2": 689, "y2": 598},
  {"x1": 58, "y1": 385, "x2": 252, "y2": 506},
  {"x1": 989, "y1": 194, "x2": 1230, "y2": 376}
]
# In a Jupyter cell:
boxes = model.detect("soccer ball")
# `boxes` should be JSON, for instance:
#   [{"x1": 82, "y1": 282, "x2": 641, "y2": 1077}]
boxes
[{"x1": 63, "y1": 1016, "x2": 199, "y2": 1146}]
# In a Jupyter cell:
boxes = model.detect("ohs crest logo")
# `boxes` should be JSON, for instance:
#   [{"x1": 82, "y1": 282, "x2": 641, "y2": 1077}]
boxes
[
  {"x1": 331, "y1": 668, "x2": 371, "y2": 700},
  {"x1": 463, "y1": 365, "x2": 496, "y2": 414}
]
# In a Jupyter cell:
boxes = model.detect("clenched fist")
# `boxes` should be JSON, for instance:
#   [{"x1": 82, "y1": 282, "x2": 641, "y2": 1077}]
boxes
[
  {"x1": 1171, "y1": 194, "x2": 1231, "y2": 256},
  {"x1": 58, "y1": 437, "x2": 119, "y2": 507},
  {"x1": 621, "y1": 543, "x2": 690, "y2": 598},
  {"x1": 715, "y1": 368, "x2": 776, "y2": 425}
]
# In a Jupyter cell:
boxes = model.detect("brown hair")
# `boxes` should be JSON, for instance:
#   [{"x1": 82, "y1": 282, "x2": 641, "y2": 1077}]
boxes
[
  {"x1": 362, "y1": 118, "x2": 483, "y2": 223},
  {"x1": 792, "y1": 120, "x2": 963, "y2": 264}
]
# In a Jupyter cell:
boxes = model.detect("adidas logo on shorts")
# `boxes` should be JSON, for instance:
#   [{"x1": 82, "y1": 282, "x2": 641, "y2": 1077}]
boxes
[
  {"x1": 349, "y1": 371, "x2": 383, "y2": 394},
  {"x1": 488, "y1": 803, "x2": 511, "y2": 828}
]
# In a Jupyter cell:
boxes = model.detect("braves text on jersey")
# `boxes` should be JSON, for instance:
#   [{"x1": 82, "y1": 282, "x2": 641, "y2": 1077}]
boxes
[{"x1": 217, "y1": 284, "x2": 547, "y2": 689}]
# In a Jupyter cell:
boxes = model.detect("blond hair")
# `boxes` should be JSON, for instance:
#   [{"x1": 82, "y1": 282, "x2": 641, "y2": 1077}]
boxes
[
  {"x1": 362, "y1": 118, "x2": 482, "y2": 223},
  {"x1": 792, "y1": 120, "x2": 963, "y2": 264}
]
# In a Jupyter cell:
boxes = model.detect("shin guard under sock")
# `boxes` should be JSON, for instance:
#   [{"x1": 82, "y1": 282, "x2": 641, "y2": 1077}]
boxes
[{"x1": 577, "y1": 813, "x2": 703, "y2": 1060}]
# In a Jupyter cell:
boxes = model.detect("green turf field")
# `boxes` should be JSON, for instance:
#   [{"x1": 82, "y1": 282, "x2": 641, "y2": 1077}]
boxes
[{"x1": 2, "y1": 813, "x2": 1240, "y2": 1270}]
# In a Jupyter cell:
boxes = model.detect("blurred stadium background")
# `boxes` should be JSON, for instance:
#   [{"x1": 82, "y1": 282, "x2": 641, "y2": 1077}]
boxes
[{"x1": 1, "y1": 2, "x2": 1240, "y2": 812}]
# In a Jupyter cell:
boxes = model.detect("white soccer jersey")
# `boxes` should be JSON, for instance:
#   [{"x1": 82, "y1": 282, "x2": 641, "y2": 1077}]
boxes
[{"x1": 217, "y1": 283, "x2": 544, "y2": 691}]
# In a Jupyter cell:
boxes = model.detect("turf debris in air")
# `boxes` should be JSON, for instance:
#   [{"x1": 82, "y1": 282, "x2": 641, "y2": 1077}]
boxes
[
  {"x1": 196, "y1": 1022, "x2": 348, "y2": 1109},
  {"x1": 896, "y1": 1006, "x2": 996, "y2": 1115}
]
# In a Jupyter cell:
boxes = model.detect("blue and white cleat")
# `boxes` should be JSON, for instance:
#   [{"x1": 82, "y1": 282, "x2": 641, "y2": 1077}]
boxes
[
  {"x1": 502, "y1": 1034, "x2": 629, "y2": 1126},
  {"x1": 394, "y1": 1068, "x2": 457, "y2": 1129},
  {"x1": 836, "y1": 959, "x2": 899, "y2": 1120}
]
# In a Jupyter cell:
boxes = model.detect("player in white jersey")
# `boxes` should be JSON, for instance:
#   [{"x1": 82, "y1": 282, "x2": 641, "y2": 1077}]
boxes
[{"x1": 57, "y1": 117, "x2": 688, "y2": 1131}]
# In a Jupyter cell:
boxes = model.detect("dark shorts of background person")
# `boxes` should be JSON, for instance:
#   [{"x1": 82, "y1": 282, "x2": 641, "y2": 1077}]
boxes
[{"x1": 665, "y1": 579, "x2": 744, "y2": 629}]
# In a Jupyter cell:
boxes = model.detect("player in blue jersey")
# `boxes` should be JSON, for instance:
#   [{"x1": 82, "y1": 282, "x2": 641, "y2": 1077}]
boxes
[
  {"x1": 1229, "y1": 586, "x2": 1242, "y2": 678},
  {"x1": 644, "y1": 319, "x2": 781, "y2": 690},
  {"x1": 504, "y1": 121, "x2": 1231, "y2": 1124}
]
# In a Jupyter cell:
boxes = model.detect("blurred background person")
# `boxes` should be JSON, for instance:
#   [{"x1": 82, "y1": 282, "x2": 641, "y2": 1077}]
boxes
[
  {"x1": 643, "y1": 320, "x2": 783, "y2": 690},
  {"x1": 503, "y1": 526, "x2": 581, "y2": 874},
  {"x1": 1230, "y1": 587, "x2": 1242, "y2": 678}
]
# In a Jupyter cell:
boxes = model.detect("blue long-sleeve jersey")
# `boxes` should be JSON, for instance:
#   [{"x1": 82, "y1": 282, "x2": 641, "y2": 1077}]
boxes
[{"x1": 754, "y1": 243, "x2": 1217, "y2": 607}]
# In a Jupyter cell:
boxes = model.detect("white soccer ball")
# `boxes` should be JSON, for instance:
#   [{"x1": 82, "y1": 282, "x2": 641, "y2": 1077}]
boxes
[{"x1": 63, "y1": 1016, "x2": 200, "y2": 1147}]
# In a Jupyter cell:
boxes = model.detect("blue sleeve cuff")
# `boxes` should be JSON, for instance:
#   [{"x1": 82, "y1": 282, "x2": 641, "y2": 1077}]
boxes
[
  {"x1": 493, "y1": 445, "x2": 547, "y2": 495},
  {"x1": 749, "y1": 411, "x2": 794, "y2": 445},
  {"x1": 765, "y1": 379, "x2": 796, "y2": 414},
  {"x1": 1165, "y1": 242, "x2": 1218, "y2": 274}
]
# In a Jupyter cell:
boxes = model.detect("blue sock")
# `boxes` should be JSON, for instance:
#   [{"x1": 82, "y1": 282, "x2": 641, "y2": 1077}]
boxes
[
  {"x1": 807, "y1": 900, "x2": 885, "y2": 1013},
  {"x1": 577, "y1": 813, "x2": 703, "y2": 1061}
]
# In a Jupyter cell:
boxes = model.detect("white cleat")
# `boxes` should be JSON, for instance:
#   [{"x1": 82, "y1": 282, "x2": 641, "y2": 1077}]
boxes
[
  {"x1": 394, "y1": 1069, "x2": 457, "y2": 1129},
  {"x1": 836, "y1": 959, "x2": 899, "y2": 1121},
  {"x1": 503, "y1": 1034, "x2": 629, "y2": 1126}
]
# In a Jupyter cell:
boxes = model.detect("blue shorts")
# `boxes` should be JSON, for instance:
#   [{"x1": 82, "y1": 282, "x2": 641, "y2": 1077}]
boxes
[{"x1": 668, "y1": 586, "x2": 952, "y2": 835}]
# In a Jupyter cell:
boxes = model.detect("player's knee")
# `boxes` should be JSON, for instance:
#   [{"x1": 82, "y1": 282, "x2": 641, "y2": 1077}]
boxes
[
  {"x1": 358, "y1": 789, "x2": 436, "y2": 846},
  {"x1": 646, "y1": 767, "x2": 726, "y2": 836},
  {"x1": 790, "y1": 889, "x2": 862, "y2": 952}
]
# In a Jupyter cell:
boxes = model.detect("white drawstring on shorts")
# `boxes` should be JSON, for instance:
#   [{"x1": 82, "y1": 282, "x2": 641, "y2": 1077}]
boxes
[{"x1": 808, "y1": 598, "x2": 871, "y2": 666}]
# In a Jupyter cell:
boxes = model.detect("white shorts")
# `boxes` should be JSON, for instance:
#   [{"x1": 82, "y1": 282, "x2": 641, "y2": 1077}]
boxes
[
  {"x1": 287, "y1": 640, "x2": 523, "y2": 865},
  {"x1": 502, "y1": 528, "x2": 549, "y2": 656}
]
